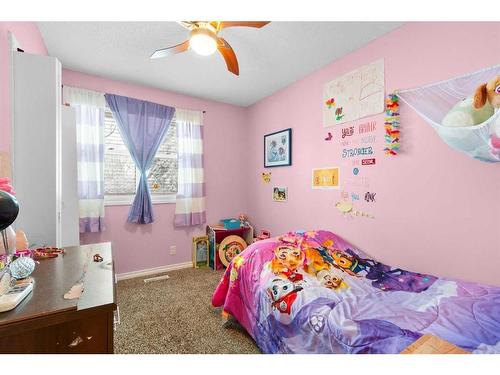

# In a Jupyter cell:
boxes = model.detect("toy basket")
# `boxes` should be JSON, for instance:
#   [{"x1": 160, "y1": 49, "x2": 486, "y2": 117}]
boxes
[{"x1": 398, "y1": 64, "x2": 500, "y2": 162}]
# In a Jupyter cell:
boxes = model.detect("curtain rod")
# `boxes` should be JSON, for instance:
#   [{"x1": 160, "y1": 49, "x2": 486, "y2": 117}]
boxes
[{"x1": 63, "y1": 85, "x2": 207, "y2": 114}]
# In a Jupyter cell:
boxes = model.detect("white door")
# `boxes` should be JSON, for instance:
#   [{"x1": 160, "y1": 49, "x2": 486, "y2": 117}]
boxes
[{"x1": 13, "y1": 52, "x2": 61, "y2": 247}]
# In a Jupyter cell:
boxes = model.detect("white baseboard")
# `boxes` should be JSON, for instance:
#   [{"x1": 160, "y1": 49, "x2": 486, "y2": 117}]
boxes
[{"x1": 116, "y1": 261, "x2": 193, "y2": 281}]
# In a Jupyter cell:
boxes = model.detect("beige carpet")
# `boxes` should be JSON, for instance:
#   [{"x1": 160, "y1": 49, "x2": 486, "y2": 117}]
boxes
[{"x1": 114, "y1": 267, "x2": 261, "y2": 354}]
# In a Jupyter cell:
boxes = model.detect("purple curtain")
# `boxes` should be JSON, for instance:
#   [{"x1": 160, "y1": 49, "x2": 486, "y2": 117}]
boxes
[{"x1": 105, "y1": 94, "x2": 175, "y2": 224}]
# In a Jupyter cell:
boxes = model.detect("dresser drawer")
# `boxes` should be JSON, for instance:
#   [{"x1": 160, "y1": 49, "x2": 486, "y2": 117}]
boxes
[{"x1": 0, "y1": 311, "x2": 112, "y2": 353}]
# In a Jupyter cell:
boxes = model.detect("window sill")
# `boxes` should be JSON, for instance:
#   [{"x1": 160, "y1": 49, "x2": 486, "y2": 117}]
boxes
[{"x1": 104, "y1": 194, "x2": 176, "y2": 206}]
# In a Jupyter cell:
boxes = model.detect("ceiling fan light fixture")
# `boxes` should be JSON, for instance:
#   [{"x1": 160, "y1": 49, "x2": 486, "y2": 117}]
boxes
[{"x1": 189, "y1": 28, "x2": 217, "y2": 56}]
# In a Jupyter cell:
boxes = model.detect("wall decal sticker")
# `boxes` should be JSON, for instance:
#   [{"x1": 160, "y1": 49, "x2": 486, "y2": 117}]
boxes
[
  {"x1": 360, "y1": 135, "x2": 377, "y2": 144},
  {"x1": 341, "y1": 126, "x2": 355, "y2": 139},
  {"x1": 341, "y1": 146, "x2": 374, "y2": 158},
  {"x1": 361, "y1": 158, "x2": 376, "y2": 165},
  {"x1": 344, "y1": 177, "x2": 370, "y2": 189},
  {"x1": 324, "y1": 132, "x2": 333, "y2": 141},
  {"x1": 351, "y1": 193, "x2": 360, "y2": 201},
  {"x1": 358, "y1": 120, "x2": 377, "y2": 134},
  {"x1": 365, "y1": 192, "x2": 376, "y2": 202},
  {"x1": 340, "y1": 191, "x2": 350, "y2": 201},
  {"x1": 353, "y1": 167, "x2": 359, "y2": 175},
  {"x1": 262, "y1": 172, "x2": 272, "y2": 183},
  {"x1": 335, "y1": 201, "x2": 374, "y2": 219}
]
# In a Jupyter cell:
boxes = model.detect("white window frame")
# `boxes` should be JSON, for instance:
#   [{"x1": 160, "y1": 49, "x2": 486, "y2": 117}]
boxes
[
  {"x1": 104, "y1": 192, "x2": 176, "y2": 206},
  {"x1": 103, "y1": 109, "x2": 177, "y2": 207}
]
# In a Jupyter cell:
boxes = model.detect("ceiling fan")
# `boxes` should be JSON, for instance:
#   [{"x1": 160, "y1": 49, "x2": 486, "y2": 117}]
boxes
[{"x1": 150, "y1": 21, "x2": 270, "y2": 76}]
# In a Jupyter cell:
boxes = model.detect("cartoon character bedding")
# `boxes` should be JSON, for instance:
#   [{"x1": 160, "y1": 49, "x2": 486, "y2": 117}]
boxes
[{"x1": 212, "y1": 230, "x2": 500, "y2": 354}]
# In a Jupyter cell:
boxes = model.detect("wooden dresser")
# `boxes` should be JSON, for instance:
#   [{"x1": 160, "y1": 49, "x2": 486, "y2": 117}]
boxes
[{"x1": 0, "y1": 243, "x2": 116, "y2": 353}]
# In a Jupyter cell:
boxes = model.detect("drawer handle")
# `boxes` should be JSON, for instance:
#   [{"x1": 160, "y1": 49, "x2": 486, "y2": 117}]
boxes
[{"x1": 68, "y1": 336, "x2": 83, "y2": 348}]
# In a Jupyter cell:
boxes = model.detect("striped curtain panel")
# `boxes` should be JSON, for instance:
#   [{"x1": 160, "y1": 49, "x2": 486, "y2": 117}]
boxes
[
  {"x1": 63, "y1": 86, "x2": 106, "y2": 232},
  {"x1": 174, "y1": 109, "x2": 206, "y2": 226}
]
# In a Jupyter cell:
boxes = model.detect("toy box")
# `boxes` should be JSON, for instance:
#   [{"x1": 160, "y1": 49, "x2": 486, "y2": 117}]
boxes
[{"x1": 219, "y1": 218, "x2": 241, "y2": 230}]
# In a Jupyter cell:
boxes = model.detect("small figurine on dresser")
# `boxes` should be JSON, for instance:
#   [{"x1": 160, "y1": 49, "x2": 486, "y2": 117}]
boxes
[{"x1": 239, "y1": 214, "x2": 251, "y2": 228}]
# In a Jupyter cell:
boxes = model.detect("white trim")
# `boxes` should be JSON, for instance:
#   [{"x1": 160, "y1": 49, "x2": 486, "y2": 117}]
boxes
[
  {"x1": 104, "y1": 193, "x2": 176, "y2": 206},
  {"x1": 8, "y1": 32, "x2": 20, "y2": 182},
  {"x1": 116, "y1": 261, "x2": 193, "y2": 281}
]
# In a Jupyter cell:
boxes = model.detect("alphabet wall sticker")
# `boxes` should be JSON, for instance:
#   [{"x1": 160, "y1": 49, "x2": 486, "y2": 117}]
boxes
[
  {"x1": 342, "y1": 146, "x2": 374, "y2": 158},
  {"x1": 361, "y1": 158, "x2": 376, "y2": 166},
  {"x1": 358, "y1": 120, "x2": 377, "y2": 134},
  {"x1": 341, "y1": 126, "x2": 354, "y2": 139},
  {"x1": 365, "y1": 192, "x2": 376, "y2": 203}
]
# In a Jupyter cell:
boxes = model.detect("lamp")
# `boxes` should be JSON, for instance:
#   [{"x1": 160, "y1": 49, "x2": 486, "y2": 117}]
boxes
[
  {"x1": 189, "y1": 28, "x2": 217, "y2": 56},
  {"x1": 0, "y1": 190, "x2": 19, "y2": 256}
]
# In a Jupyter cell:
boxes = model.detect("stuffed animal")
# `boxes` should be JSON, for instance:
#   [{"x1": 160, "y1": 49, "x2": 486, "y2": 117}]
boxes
[
  {"x1": 473, "y1": 75, "x2": 500, "y2": 158},
  {"x1": 441, "y1": 97, "x2": 494, "y2": 127},
  {"x1": 473, "y1": 75, "x2": 500, "y2": 110}
]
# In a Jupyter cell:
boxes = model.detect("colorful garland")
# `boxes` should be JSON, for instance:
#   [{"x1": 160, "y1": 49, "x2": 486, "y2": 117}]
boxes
[{"x1": 384, "y1": 93, "x2": 400, "y2": 155}]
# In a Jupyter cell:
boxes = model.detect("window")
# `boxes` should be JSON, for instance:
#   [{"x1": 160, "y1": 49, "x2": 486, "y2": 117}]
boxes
[{"x1": 104, "y1": 108, "x2": 178, "y2": 205}]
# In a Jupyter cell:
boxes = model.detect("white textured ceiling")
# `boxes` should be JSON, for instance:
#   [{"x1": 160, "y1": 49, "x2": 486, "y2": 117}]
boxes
[{"x1": 37, "y1": 22, "x2": 403, "y2": 107}]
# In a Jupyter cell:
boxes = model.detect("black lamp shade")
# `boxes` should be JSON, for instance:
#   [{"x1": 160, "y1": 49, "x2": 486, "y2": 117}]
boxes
[{"x1": 0, "y1": 190, "x2": 19, "y2": 231}]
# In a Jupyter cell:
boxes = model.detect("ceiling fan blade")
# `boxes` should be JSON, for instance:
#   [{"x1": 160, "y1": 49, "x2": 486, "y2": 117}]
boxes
[
  {"x1": 178, "y1": 21, "x2": 198, "y2": 30},
  {"x1": 217, "y1": 38, "x2": 239, "y2": 76},
  {"x1": 219, "y1": 21, "x2": 270, "y2": 30},
  {"x1": 150, "y1": 40, "x2": 190, "y2": 59}
]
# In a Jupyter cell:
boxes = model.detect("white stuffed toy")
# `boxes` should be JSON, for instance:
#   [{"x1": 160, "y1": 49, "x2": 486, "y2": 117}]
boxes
[{"x1": 442, "y1": 97, "x2": 494, "y2": 127}]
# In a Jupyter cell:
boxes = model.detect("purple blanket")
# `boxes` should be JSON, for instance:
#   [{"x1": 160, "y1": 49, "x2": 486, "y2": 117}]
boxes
[{"x1": 212, "y1": 230, "x2": 500, "y2": 353}]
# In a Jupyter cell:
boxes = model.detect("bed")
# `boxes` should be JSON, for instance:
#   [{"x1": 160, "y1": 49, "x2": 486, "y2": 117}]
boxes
[{"x1": 212, "y1": 230, "x2": 500, "y2": 354}]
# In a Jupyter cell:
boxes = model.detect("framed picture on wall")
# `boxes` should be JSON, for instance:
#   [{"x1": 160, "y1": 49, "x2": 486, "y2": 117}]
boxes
[
  {"x1": 264, "y1": 128, "x2": 292, "y2": 167},
  {"x1": 192, "y1": 236, "x2": 209, "y2": 268},
  {"x1": 312, "y1": 167, "x2": 340, "y2": 189},
  {"x1": 272, "y1": 186, "x2": 288, "y2": 202}
]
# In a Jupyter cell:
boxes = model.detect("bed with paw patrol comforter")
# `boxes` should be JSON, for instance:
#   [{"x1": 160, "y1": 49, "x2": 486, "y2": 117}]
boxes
[{"x1": 212, "y1": 230, "x2": 500, "y2": 354}]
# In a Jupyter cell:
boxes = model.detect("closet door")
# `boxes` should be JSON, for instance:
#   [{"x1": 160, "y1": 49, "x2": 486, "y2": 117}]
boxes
[
  {"x1": 13, "y1": 52, "x2": 62, "y2": 247},
  {"x1": 61, "y1": 106, "x2": 79, "y2": 247}
]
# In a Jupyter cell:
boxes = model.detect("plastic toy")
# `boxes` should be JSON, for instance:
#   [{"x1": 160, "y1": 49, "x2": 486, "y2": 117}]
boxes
[
  {"x1": 253, "y1": 230, "x2": 271, "y2": 243},
  {"x1": 239, "y1": 214, "x2": 251, "y2": 228}
]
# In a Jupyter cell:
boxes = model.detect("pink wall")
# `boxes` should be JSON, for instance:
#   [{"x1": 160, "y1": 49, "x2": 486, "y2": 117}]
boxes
[
  {"x1": 0, "y1": 22, "x2": 47, "y2": 153},
  {"x1": 63, "y1": 70, "x2": 248, "y2": 274},
  {"x1": 2, "y1": 22, "x2": 499, "y2": 286},
  {"x1": 245, "y1": 22, "x2": 500, "y2": 286}
]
